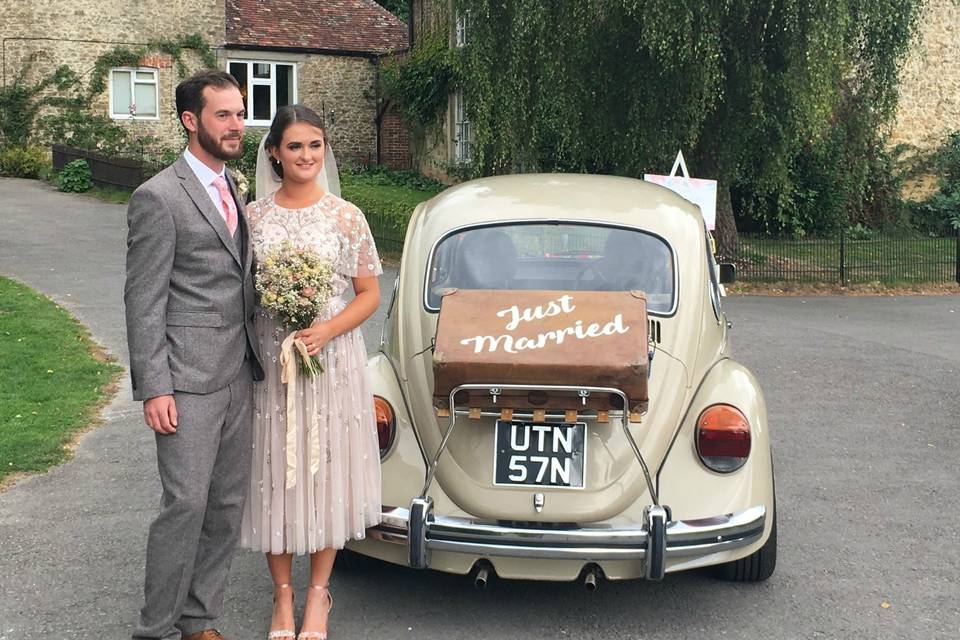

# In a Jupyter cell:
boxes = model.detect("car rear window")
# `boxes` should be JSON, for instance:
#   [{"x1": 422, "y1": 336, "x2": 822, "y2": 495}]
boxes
[{"x1": 425, "y1": 223, "x2": 675, "y2": 314}]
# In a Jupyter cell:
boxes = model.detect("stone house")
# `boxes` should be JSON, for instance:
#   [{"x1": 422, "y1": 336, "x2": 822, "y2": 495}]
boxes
[{"x1": 0, "y1": 0, "x2": 412, "y2": 168}]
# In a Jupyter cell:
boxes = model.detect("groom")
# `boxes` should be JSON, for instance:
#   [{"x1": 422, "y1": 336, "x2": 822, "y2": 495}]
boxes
[{"x1": 124, "y1": 69, "x2": 263, "y2": 640}]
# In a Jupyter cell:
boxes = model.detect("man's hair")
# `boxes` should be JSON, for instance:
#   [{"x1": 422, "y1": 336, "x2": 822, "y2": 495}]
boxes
[{"x1": 175, "y1": 70, "x2": 241, "y2": 131}]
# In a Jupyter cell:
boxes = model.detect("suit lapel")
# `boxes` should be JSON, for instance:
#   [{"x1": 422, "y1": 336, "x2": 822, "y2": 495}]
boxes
[{"x1": 174, "y1": 157, "x2": 242, "y2": 268}]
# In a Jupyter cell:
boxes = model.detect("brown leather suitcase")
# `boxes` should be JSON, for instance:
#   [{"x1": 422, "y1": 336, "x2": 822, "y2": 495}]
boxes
[{"x1": 433, "y1": 289, "x2": 649, "y2": 422}]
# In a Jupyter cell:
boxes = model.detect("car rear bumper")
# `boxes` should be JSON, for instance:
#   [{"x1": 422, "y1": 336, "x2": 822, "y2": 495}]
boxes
[{"x1": 370, "y1": 502, "x2": 766, "y2": 576}]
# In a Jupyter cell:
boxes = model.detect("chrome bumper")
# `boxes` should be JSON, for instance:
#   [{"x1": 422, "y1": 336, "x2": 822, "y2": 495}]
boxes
[{"x1": 371, "y1": 502, "x2": 766, "y2": 578}]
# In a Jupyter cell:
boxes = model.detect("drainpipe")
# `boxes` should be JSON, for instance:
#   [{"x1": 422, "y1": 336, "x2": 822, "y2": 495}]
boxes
[{"x1": 408, "y1": 0, "x2": 416, "y2": 48}]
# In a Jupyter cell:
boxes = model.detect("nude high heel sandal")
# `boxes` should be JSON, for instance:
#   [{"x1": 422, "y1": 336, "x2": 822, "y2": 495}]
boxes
[
  {"x1": 296, "y1": 584, "x2": 333, "y2": 640},
  {"x1": 268, "y1": 583, "x2": 296, "y2": 639}
]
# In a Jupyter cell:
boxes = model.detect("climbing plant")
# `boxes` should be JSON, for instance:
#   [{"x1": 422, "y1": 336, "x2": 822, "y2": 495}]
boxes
[
  {"x1": 86, "y1": 34, "x2": 217, "y2": 100},
  {"x1": 381, "y1": 31, "x2": 458, "y2": 132},
  {"x1": 0, "y1": 54, "x2": 78, "y2": 147},
  {"x1": 442, "y1": 0, "x2": 925, "y2": 252},
  {"x1": 0, "y1": 34, "x2": 215, "y2": 149}
]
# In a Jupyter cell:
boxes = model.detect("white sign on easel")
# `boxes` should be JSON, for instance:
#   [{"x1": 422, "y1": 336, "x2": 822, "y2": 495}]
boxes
[{"x1": 644, "y1": 150, "x2": 717, "y2": 230}]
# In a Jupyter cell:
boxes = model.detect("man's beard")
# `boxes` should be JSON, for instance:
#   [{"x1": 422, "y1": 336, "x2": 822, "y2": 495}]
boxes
[{"x1": 197, "y1": 121, "x2": 243, "y2": 161}]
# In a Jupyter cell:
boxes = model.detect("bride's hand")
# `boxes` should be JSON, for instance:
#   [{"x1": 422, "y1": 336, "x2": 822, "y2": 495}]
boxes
[{"x1": 295, "y1": 323, "x2": 334, "y2": 356}]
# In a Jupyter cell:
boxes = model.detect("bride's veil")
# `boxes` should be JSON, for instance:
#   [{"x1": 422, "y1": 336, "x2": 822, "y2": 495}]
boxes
[{"x1": 254, "y1": 132, "x2": 341, "y2": 199}]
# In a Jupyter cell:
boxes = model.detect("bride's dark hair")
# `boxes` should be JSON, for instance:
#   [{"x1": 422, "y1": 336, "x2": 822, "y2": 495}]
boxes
[{"x1": 265, "y1": 104, "x2": 327, "y2": 177}]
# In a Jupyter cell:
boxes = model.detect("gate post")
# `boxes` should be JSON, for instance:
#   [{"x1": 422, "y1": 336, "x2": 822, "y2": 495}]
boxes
[
  {"x1": 839, "y1": 229, "x2": 847, "y2": 285},
  {"x1": 955, "y1": 230, "x2": 959, "y2": 285}
]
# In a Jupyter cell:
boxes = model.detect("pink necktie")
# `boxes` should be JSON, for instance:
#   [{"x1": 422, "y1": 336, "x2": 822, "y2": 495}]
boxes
[{"x1": 212, "y1": 175, "x2": 238, "y2": 236}]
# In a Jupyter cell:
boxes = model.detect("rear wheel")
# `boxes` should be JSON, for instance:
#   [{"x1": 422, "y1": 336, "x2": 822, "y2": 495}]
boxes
[
  {"x1": 713, "y1": 505, "x2": 777, "y2": 582},
  {"x1": 336, "y1": 548, "x2": 380, "y2": 572}
]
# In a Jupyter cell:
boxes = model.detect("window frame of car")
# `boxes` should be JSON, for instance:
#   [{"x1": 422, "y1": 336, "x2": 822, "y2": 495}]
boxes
[
  {"x1": 421, "y1": 219, "x2": 680, "y2": 318},
  {"x1": 703, "y1": 224, "x2": 723, "y2": 322}
]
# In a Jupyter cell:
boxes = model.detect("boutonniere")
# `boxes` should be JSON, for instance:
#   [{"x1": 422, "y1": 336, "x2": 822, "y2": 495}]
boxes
[{"x1": 230, "y1": 168, "x2": 249, "y2": 201}]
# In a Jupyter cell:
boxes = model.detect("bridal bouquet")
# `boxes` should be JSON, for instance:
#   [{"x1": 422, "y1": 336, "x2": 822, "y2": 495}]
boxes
[{"x1": 256, "y1": 241, "x2": 336, "y2": 376}]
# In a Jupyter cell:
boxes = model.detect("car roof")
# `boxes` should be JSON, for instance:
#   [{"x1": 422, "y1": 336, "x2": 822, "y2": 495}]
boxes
[{"x1": 414, "y1": 173, "x2": 706, "y2": 243}]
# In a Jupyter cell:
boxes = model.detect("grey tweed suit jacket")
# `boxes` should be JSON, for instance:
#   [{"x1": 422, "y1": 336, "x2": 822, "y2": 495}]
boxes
[{"x1": 124, "y1": 155, "x2": 264, "y2": 401}]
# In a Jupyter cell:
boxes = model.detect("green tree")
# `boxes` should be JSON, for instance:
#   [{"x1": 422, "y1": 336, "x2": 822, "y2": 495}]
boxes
[
  {"x1": 374, "y1": 0, "x2": 410, "y2": 22},
  {"x1": 452, "y1": 0, "x2": 923, "y2": 253}
]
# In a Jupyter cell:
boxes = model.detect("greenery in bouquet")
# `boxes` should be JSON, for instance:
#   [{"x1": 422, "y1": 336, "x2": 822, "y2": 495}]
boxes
[{"x1": 255, "y1": 241, "x2": 336, "y2": 375}]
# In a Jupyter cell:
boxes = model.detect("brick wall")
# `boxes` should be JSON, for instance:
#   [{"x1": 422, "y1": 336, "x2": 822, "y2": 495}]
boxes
[{"x1": 379, "y1": 104, "x2": 411, "y2": 169}]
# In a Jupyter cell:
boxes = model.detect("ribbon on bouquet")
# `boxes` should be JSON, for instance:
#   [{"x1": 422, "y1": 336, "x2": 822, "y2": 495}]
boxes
[{"x1": 279, "y1": 331, "x2": 321, "y2": 488}]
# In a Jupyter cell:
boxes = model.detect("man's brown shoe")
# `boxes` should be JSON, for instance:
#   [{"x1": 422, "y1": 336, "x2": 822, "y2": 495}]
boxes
[{"x1": 182, "y1": 630, "x2": 226, "y2": 640}]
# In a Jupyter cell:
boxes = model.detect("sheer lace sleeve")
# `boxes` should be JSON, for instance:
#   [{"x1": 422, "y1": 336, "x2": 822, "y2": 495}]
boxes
[
  {"x1": 335, "y1": 199, "x2": 383, "y2": 279},
  {"x1": 245, "y1": 196, "x2": 271, "y2": 230}
]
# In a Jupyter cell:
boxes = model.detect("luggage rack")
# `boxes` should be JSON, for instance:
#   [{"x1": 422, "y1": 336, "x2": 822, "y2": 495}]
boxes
[
  {"x1": 450, "y1": 408, "x2": 631, "y2": 422},
  {"x1": 408, "y1": 382, "x2": 672, "y2": 579}
]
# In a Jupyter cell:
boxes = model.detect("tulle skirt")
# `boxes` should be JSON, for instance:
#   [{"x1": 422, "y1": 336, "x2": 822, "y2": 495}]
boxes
[{"x1": 240, "y1": 299, "x2": 382, "y2": 554}]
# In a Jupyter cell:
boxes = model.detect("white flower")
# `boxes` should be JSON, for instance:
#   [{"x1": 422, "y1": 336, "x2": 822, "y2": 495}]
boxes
[{"x1": 231, "y1": 168, "x2": 249, "y2": 199}]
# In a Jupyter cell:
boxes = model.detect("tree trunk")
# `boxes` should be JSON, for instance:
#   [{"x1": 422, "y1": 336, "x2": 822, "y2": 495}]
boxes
[
  {"x1": 691, "y1": 137, "x2": 740, "y2": 258},
  {"x1": 713, "y1": 181, "x2": 740, "y2": 259}
]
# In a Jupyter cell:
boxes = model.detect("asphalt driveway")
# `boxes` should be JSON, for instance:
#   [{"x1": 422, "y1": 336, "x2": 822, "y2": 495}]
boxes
[{"x1": 1, "y1": 177, "x2": 957, "y2": 639}]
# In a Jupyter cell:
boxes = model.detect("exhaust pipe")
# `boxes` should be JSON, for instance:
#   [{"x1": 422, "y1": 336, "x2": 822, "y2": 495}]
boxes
[
  {"x1": 583, "y1": 567, "x2": 599, "y2": 591},
  {"x1": 474, "y1": 565, "x2": 490, "y2": 590}
]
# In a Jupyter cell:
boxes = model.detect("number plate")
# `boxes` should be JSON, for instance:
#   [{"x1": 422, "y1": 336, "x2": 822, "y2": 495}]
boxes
[{"x1": 493, "y1": 420, "x2": 586, "y2": 488}]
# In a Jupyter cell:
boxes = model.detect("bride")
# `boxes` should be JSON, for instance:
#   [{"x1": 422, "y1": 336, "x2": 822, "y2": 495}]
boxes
[{"x1": 239, "y1": 104, "x2": 383, "y2": 640}]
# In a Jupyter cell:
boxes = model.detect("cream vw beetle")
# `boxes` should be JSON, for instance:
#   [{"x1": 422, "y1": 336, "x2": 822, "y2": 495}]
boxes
[{"x1": 352, "y1": 173, "x2": 776, "y2": 585}]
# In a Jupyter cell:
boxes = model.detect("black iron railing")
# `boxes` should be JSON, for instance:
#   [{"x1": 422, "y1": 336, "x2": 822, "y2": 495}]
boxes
[{"x1": 729, "y1": 231, "x2": 960, "y2": 285}]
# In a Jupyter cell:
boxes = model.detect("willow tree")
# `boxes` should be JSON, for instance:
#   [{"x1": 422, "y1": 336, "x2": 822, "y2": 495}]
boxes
[{"x1": 454, "y1": 0, "x2": 923, "y2": 253}]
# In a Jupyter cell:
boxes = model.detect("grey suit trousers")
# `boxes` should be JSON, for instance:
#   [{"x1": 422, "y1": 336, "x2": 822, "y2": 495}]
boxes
[{"x1": 133, "y1": 360, "x2": 253, "y2": 640}]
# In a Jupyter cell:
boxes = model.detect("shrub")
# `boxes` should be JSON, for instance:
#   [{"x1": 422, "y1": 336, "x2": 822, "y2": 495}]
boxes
[
  {"x1": 911, "y1": 131, "x2": 960, "y2": 233},
  {"x1": 226, "y1": 132, "x2": 262, "y2": 198},
  {"x1": 0, "y1": 146, "x2": 51, "y2": 178},
  {"x1": 340, "y1": 174, "x2": 443, "y2": 251},
  {"x1": 344, "y1": 164, "x2": 447, "y2": 192},
  {"x1": 58, "y1": 159, "x2": 93, "y2": 192}
]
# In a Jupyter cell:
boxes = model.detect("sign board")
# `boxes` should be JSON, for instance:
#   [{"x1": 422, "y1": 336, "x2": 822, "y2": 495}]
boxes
[{"x1": 645, "y1": 150, "x2": 717, "y2": 230}]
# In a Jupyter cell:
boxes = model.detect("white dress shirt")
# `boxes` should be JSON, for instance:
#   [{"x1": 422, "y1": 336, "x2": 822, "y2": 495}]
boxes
[{"x1": 183, "y1": 148, "x2": 229, "y2": 220}]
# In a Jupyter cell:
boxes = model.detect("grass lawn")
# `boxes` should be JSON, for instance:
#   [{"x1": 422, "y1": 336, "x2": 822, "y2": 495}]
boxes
[
  {"x1": 0, "y1": 277, "x2": 122, "y2": 486},
  {"x1": 87, "y1": 183, "x2": 134, "y2": 204}
]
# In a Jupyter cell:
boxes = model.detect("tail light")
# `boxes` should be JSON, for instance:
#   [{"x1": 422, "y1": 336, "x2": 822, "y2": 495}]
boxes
[
  {"x1": 696, "y1": 404, "x2": 751, "y2": 472},
  {"x1": 374, "y1": 396, "x2": 396, "y2": 458}
]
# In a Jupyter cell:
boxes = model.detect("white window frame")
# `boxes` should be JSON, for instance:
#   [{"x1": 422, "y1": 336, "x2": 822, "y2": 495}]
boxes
[
  {"x1": 109, "y1": 67, "x2": 159, "y2": 121},
  {"x1": 453, "y1": 89, "x2": 472, "y2": 164},
  {"x1": 227, "y1": 60, "x2": 298, "y2": 126},
  {"x1": 455, "y1": 10, "x2": 470, "y2": 47}
]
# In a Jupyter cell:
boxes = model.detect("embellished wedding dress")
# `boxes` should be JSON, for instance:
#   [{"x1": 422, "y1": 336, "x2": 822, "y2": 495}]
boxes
[{"x1": 240, "y1": 191, "x2": 383, "y2": 554}]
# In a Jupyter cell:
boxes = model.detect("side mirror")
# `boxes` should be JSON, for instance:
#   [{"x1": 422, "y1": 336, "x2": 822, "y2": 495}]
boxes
[{"x1": 718, "y1": 262, "x2": 737, "y2": 284}]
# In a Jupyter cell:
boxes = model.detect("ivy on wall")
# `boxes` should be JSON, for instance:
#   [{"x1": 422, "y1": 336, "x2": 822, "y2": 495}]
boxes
[
  {"x1": 86, "y1": 33, "x2": 217, "y2": 99},
  {"x1": 0, "y1": 34, "x2": 215, "y2": 151},
  {"x1": 0, "y1": 54, "x2": 78, "y2": 147},
  {"x1": 381, "y1": 31, "x2": 459, "y2": 133}
]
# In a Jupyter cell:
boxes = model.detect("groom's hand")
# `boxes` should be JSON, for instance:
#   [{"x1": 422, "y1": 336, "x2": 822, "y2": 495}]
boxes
[{"x1": 143, "y1": 395, "x2": 178, "y2": 434}]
